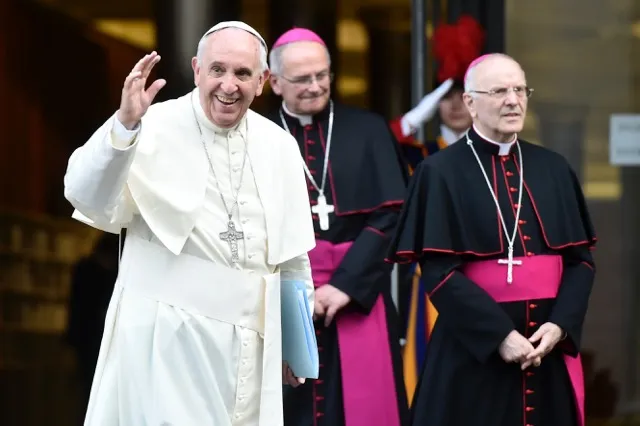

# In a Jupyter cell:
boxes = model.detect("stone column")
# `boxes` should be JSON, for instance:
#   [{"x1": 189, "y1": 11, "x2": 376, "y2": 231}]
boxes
[
  {"x1": 620, "y1": 167, "x2": 640, "y2": 415},
  {"x1": 533, "y1": 101, "x2": 589, "y2": 182},
  {"x1": 620, "y1": 8, "x2": 640, "y2": 411},
  {"x1": 154, "y1": 0, "x2": 241, "y2": 101}
]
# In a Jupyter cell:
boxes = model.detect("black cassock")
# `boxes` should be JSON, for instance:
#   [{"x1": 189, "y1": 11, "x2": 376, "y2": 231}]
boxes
[
  {"x1": 266, "y1": 102, "x2": 410, "y2": 426},
  {"x1": 386, "y1": 127, "x2": 597, "y2": 426}
]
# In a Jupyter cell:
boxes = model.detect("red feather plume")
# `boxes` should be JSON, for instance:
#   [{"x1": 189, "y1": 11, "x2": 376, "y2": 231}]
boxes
[{"x1": 432, "y1": 15, "x2": 485, "y2": 83}]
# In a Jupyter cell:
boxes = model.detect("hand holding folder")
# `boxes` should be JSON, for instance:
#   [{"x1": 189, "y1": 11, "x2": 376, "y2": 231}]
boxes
[{"x1": 281, "y1": 280, "x2": 319, "y2": 379}]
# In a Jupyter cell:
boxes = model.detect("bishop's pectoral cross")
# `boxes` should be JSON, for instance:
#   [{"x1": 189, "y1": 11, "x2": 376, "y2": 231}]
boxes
[
  {"x1": 497, "y1": 246, "x2": 522, "y2": 284},
  {"x1": 311, "y1": 194, "x2": 334, "y2": 231},
  {"x1": 219, "y1": 219, "x2": 244, "y2": 263}
]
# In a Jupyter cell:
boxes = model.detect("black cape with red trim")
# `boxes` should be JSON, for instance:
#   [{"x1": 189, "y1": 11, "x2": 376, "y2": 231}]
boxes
[
  {"x1": 386, "y1": 127, "x2": 597, "y2": 426},
  {"x1": 266, "y1": 102, "x2": 408, "y2": 214},
  {"x1": 387, "y1": 128, "x2": 595, "y2": 258},
  {"x1": 266, "y1": 101, "x2": 410, "y2": 426}
]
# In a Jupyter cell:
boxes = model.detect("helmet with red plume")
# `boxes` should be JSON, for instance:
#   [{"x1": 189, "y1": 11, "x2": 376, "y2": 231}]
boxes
[{"x1": 432, "y1": 15, "x2": 485, "y2": 92}]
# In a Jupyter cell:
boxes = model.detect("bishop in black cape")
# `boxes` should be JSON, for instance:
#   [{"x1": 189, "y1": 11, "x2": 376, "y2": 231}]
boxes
[
  {"x1": 266, "y1": 100, "x2": 410, "y2": 426},
  {"x1": 386, "y1": 126, "x2": 597, "y2": 426}
]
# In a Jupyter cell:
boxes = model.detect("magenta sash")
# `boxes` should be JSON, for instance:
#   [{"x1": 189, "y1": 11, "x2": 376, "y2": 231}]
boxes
[
  {"x1": 308, "y1": 240, "x2": 401, "y2": 426},
  {"x1": 462, "y1": 254, "x2": 585, "y2": 426}
]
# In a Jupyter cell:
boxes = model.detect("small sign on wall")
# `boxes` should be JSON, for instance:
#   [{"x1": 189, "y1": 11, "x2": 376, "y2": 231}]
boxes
[{"x1": 610, "y1": 114, "x2": 640, "y2": 165}]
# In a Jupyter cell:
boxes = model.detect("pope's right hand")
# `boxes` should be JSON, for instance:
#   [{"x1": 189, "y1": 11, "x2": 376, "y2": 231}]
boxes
[
  {"x1": 282, "y1": 361, "x2": 305, "y2": 387},
  {"x1": 116, "y1": 51, "x2": 166, "y2": 130}
]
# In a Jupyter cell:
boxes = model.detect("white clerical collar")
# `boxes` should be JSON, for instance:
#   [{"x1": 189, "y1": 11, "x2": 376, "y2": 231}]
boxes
[
  {"x1": 440, "y1": 124, "x2": 466, "y2": 146},
  {"x1": 191, "y1": 87, "x2": 247, "y2": 136},
  {"x1": 282, "y1": 101, "x2": 313, "y2": 126},
  {"x1": 472, "y1": 124, "x2": 516, "y2": 155}
]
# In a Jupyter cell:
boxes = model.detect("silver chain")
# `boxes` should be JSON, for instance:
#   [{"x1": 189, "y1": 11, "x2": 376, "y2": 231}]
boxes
[
  {"x1": 279, "y1": 100, "x2": 334, "y2": 196},
  {"x1": 465, "y1": 132, "x2": 524, "y2": 253},
  {"x1": 190, "y1": 92, "x2": 249, "y2": 223}
]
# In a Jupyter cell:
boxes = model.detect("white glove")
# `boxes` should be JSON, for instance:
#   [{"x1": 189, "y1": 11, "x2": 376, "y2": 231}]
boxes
[{"x1": 400, "y1": 78, "x2": 454, "y2": 136}]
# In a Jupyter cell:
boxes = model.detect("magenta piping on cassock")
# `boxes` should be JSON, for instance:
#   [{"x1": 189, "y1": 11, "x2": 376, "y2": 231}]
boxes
[
  {"x1": 308, "y1": 240, "x2": 401, "y2": 426},
  {"x1": 461, "y1": 254, "x2": 585, "y2": 426}
]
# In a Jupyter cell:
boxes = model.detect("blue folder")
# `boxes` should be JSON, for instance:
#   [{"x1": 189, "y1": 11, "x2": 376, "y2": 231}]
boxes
[{"x1": 281, "y1": 280, "x2": 319, "y2": 379}]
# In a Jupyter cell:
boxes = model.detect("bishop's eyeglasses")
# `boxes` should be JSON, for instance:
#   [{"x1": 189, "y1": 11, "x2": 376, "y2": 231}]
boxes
[
  {"x1": 469, "y1": 86, "x2": 534, "y2": 99},
  {"x1": 280, "y1": 71, "x2": 334, "y2": 87}
]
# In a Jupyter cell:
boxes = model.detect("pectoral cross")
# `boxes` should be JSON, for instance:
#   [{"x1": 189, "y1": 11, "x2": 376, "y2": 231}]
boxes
[
  {"x1": 497, "y1": 246, "x2": 522, "y2": 284},
  {"x1": 219, "y1": 219, "x2": 244, "y2": 263},
  {"x1": 311, "y1": 194, "x2": 334, "y2": 231}
]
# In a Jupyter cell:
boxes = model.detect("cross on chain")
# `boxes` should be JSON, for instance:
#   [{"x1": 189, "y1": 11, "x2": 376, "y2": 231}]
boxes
[
  {"x1": 497, "y1": 246, "x2": 522, "y2": 284},
  {"x1": 219, "y1": 220, "x2": 244, "y2": 263},
  {"x1": 311, "y1": 194, "x2": 334, "y2": 231}
]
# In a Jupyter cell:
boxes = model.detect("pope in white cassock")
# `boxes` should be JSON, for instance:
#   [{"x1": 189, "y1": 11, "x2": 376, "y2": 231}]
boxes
[{"x1": 63, "y1": 21, "x2": 316, "y2": 426}]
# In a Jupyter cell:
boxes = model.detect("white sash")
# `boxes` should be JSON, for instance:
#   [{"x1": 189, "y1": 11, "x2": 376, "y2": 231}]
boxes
[{"x1": 118, "y1": 235, "x2": 284, "y2": 425}]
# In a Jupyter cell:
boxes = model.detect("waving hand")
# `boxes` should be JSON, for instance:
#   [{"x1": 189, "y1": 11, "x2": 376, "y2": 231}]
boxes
[{"x1": 116, "y1": 51, "x2": 166, "y2": 129}]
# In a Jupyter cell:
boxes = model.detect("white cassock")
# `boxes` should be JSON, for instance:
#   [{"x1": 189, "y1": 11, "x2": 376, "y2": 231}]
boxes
[{"x1": 63, "y1": 88, "x2": 316, "y2": 426}]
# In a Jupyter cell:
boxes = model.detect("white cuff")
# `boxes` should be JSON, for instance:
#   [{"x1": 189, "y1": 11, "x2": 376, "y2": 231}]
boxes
[
  {"x1": 110, "y1": 115, "x2": 140, "y2": 150},
  {"x1": 400, "y1": 116, "x2": 414, "y2": 137},
  {"x1": 403, "y1": 78, "x2": 454, "y2": 129}
]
